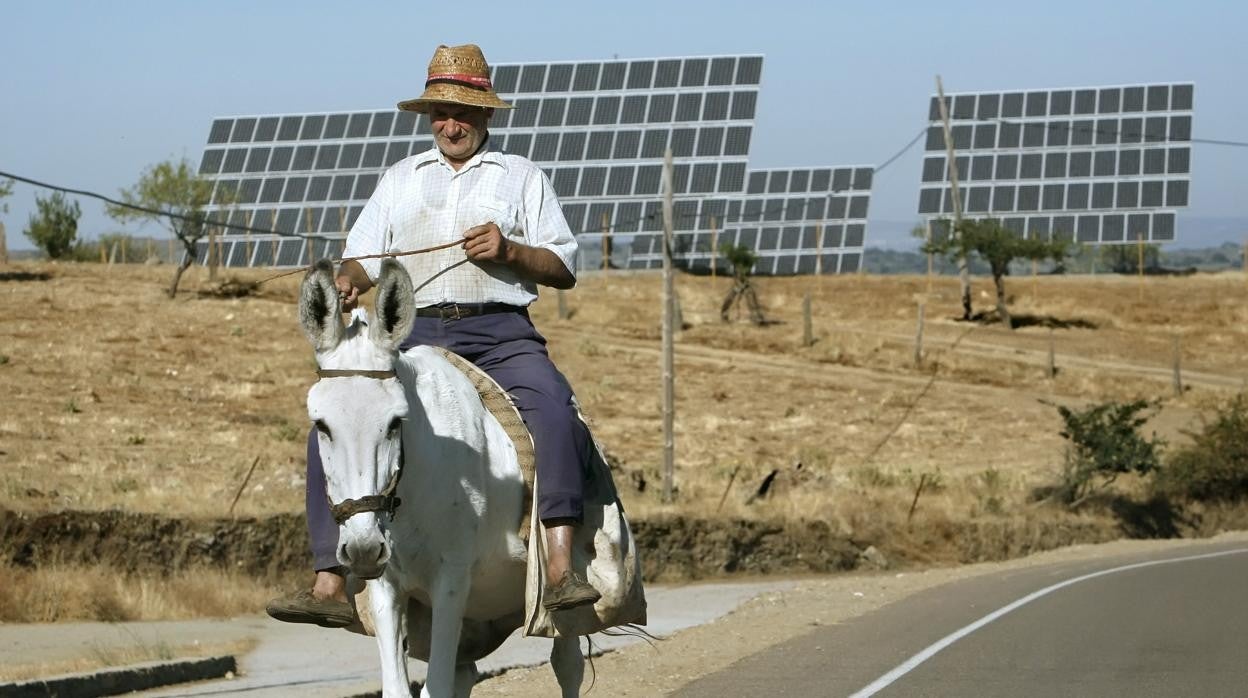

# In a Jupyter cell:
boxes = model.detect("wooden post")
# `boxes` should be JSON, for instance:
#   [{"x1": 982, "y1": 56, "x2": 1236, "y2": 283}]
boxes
[
  {"x1": 100, "y1": 241, "x2": 107, "y2": 264},
  {"x1": 121, "y1": 238, "x2": 128, "y2": 264},
  {"x1": 802, "y1": 292, "x2": 814, "y2": 347},
  {"x1": 305, "y1": 208, "x2": 316, "y2": 266},
  {"x1": 1047, "y1": 327, "x2": 1057, "y2": 379},
  {"x1": 814, "y1": 221, "x2": 826, "y2": 297},
  {"x1": 1172, "y1": 334, "x2": 1183, "y2": 397},
  {"x1": 600, "y1": 211, "x2": 611, "y2": 272},
  {"x1": 109, "y1": 242, "x2": 118, "y2": 265},
  {"x1": 914, "y1": 300, "x2": 926, "y2": 368},
  {"x1": 925, "y1": 219, "x2": 933, "y2": 296},
  {"x1": 1031, "y1": 258, "x2": 1039, "y2": 304},
  {"x1": 207, "y1": 226, "x2": 219, "y2": 280},
  {"x1": 660, "y1": 147, "x2": 676, "y2": 504},
  {"x1": 936, "y1": 75, "x2": 971, "y2": 320},
  {"x1": 713, "y1": 213, "x2": 723, "y2": 280},
  {"x1": 1137, "y1": 233, "x2": 1145, "y2": 301},
  {"x1": 0, "y1": 222, "x2": 8, "y2": 265}
]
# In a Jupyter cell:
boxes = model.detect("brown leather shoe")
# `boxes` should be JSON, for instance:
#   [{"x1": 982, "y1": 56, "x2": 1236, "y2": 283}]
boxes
[
  {"x1": 265, "y1": 588, "x2": 356, "y2": 628},
  {"x1": 542, "y1": 571, "x2": 602, "y2": 612}
]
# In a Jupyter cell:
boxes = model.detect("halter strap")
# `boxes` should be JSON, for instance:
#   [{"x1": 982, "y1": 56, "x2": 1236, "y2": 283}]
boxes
[
  {"x1": 317, "y1": 369, "x2": 397, "y2": 380},
  {"x1": 327, "y1": 441, "x2": 405, "y2": 525}
]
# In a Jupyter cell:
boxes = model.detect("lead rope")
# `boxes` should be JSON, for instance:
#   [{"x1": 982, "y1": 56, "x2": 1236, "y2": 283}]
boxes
[{"x1": 256, "y1": 239, "x2": 465, "y2": 285}]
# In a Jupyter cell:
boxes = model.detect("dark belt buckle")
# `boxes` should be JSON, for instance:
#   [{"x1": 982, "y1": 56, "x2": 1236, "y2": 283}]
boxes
[{"x1": 441, "y1": 304, "x2": 464, "y2": 321}]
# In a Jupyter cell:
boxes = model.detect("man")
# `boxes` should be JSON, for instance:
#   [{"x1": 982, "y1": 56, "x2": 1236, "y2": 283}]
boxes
[{"x1": 267, "y1": 43, "x2": 600, "y2": 627}]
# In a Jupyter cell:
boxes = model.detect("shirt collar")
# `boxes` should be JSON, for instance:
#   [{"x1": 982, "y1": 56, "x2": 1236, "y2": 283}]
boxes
[{"x1": 413, "y1": 136, "x2": 508, "y2": 174}]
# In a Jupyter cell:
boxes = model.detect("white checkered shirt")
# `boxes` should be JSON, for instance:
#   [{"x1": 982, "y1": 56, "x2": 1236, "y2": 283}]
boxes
[{"x1": 343, "y1": 141, "x2": 578, "y2": 307}]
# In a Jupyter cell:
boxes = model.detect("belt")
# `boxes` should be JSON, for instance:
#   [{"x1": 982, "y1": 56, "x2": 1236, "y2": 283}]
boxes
[{"x1": 414, "y1": 302, "x2": 524, "y2": 321}]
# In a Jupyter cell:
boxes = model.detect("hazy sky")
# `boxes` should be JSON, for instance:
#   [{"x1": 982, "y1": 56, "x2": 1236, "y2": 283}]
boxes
[{"x1": 3, "y1": 0, "x2": 1244, "y2": 249}]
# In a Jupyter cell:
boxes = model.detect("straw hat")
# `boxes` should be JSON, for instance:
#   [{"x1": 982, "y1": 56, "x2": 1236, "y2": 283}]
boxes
[{"x1": 397, "y1": 44, "x2": 513, "y2": 113}]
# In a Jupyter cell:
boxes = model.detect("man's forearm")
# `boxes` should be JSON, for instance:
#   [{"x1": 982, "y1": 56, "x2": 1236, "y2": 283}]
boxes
[{"x1": 504, "y1": 243, "x2": 576, "y2": 289}]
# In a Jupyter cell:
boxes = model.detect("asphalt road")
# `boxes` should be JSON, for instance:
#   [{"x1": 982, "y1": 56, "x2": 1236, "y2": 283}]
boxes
[{"x1": 676, "y1": 539, "x2": 1248, "y2": 697}]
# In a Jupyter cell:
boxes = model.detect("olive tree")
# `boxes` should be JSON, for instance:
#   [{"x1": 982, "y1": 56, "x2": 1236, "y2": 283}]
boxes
[
  {"x1": 107, "y1": 159, "x2": 223, "y2": 297},
  {"x1": 926, "y1": 218, "x2": 1068, "y2": 329}
]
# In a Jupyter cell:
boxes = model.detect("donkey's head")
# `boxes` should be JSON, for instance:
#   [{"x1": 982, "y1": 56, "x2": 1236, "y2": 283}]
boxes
[{"x1": 299, "y1": 258, "x2": 416, "y2": 579}]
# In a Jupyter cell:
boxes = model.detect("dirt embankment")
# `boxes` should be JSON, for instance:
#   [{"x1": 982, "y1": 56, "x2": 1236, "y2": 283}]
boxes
[{"x1": 9, "y1": 505, "x2": 1241, "y2": 583}]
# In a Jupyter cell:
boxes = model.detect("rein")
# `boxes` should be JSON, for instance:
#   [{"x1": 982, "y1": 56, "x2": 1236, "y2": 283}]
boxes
[
  {"x1": 257, "y1": 241, "x2": 464, "y2": 285},
  {"x1": 315, "y1": 368, "x2": 405, "y2": 525}
]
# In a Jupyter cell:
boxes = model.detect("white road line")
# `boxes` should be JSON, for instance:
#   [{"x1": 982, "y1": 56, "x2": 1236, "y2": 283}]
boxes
[{"x1": 850, "y1": 547, "x2": 1248, "y2": 698}]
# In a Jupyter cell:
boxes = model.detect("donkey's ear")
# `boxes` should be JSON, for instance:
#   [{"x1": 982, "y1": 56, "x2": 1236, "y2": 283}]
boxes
[
  {"x1": 370, "y1": 258, "x2": 416, "y2": 352},
  {"x1": 298, "y1": 259, "x2": 345, "y2": 352}
]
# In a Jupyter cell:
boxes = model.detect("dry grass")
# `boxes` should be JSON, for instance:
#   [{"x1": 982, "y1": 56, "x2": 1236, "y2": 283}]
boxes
[
  {"x1": 0, "y1": 562, "x2": 293, "y2": 623},
  {"x1": 2, "y1": 261, "x2": 1247, "y2": 622},
  {"x1": 2, "y1": 261, "x2": 1246, "y2": 522}
]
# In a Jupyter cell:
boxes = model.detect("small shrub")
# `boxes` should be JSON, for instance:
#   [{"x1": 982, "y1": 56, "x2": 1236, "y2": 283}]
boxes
[
  {"x1": 1051, "y1": 399, "x2": 1163, "y2": 506},
  {"x1": 1154, "y1": 395, "x2": 1248, "y2": 502},
  {"x1": 272, "y1": 421, "x2": 303, "y2": 442}
]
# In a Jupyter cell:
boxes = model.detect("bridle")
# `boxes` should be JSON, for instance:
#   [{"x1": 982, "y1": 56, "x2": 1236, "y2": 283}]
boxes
[{"x1": 315, "y1": 368, "x2": 405, "y2": 525}]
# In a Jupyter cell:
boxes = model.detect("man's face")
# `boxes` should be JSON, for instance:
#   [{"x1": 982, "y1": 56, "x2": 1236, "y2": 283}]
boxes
[{"x1": 428, "y1": 103, "x2": 492, "y2": 165}]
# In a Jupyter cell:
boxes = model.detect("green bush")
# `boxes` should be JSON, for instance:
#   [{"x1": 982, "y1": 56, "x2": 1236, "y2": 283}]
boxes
[
  {"x1": 24, "y1": 191, "x2": 81, "y2": 259},
  {"x1": 1154, "y1": 395, "x2": 1248, "y2": 502},
  {"x1": 1052, "y1": 399, "x2": 1164, "y2": 505}
]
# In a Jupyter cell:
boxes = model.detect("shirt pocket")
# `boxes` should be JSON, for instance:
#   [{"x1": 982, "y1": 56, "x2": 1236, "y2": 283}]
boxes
[{"x1": 475, "y1": 199, "x2": 521, "y2": 239}]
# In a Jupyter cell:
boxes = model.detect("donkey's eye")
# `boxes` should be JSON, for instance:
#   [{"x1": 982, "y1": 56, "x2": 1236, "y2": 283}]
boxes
[
  {"x1": 314, "y1": 420, "x2": 332, "y2": 440},
  {"x1": 387, "y1": 417, "x2": 403, "y2": 438}
]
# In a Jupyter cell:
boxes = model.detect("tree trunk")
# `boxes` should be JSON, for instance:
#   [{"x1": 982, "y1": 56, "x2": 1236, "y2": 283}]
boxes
[
  {"x1": 959, "y1": 254, "x2": 972, "y2": 321},
  {"x1": 720, "y1": 283, "x2": 741, "y2": 321},
  {"x1": 993, "y1": 271, "x2": 1012, "y2": 329},
  {"x1": 169, "y1": 241, "x2": 196, "y2": 298}
]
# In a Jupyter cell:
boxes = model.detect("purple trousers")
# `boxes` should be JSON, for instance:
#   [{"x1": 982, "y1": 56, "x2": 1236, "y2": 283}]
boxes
[{"x1": 306, "y1": 307, "x2": 591, "y2": 571}]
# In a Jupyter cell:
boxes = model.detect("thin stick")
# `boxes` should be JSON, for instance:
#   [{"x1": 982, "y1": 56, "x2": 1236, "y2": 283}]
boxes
[
  {"x1": 907, "y1": 473, "x2": 929, "y2": 524},
  {"x1": 229, "y1": 456, "x2": 262, "y2": 517},
  {"x1": 710, "y1": 215, "x2": 719, "y2": 281},
  {"x1": 716, "y1": 465, "x2": 741, "y2": 513}
]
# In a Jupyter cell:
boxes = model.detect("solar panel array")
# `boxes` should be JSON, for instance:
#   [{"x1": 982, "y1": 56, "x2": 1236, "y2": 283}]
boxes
[
  {"x1": 917, "y1": 82, "x2": 1194, "y2": 243},
  {"x1": 195, "y1": 54, "x2": 873, "y2": 274}
]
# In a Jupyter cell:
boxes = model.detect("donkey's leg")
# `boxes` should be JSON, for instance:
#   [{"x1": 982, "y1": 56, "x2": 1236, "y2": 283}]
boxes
[
  {"x1": 451, "y1": 661, "x2": 478, "y2": 698},
  {"x1": 550, "y1": 634, "x2": 585, "y2": 698},
  {"x1": 368, "y1": 576, "x2": 412, "y2": 698},
  {"x1": 421, "y1": 566, "x2": 471, "y2": 698}
]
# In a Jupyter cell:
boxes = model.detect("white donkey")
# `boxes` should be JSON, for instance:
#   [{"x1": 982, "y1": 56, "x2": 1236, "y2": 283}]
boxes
[{"x1": 298, "y1": 258, "x2": 585, "y2": 697}]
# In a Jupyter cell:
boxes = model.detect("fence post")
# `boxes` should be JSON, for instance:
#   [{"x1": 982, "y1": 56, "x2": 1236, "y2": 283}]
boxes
[
  {"x1": 802, "y1": 292, "x2": 814, "y2": 347},
  {"x1": 914, "y1": 300, "x2": 926, "y2": 368},
  {"x1": 0, "y1": 222, "x2": 8, "y2": 265},
  {"x1": 1047, "y1": 327, "x2": 1057, "y2": 379},
  {"x1": 1172, "y1": 334, "x2": 1183, "y2": 397},
  {"x1": 661, "y1": 147, "x2": 676, "y2": 504},
  {"x1": 710, "y1": 215, "x2": 719, "y2": 281}
]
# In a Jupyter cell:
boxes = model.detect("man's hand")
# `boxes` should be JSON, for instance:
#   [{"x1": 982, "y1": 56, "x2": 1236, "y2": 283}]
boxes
[
  {"x1": 335, "y1": 274, "x2": 363, "y2": 312},
  {"x1": 334, "y1": 260, "x2": 373, "y2": 312},
  {"x1": 462, "y1": 223, "x2": 511, "y2": 265}
]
